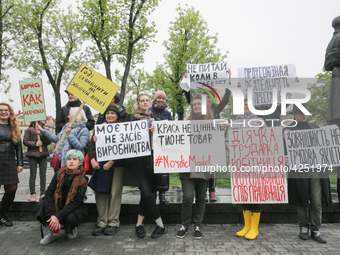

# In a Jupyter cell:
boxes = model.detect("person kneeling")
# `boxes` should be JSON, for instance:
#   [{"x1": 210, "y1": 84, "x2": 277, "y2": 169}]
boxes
[{"x1": 37, "y1": 149, "x2": 88, "y2": 245}]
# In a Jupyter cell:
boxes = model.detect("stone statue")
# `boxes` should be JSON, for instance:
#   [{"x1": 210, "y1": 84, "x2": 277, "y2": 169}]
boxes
[{"x1": 325, "y1": 16, "x2": 340, "y2": 126}]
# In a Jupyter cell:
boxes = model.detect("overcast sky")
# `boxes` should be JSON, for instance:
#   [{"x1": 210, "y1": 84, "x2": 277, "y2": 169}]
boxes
[{"x1": 2, "y1": 0, "x2": 340, "y2": 117}]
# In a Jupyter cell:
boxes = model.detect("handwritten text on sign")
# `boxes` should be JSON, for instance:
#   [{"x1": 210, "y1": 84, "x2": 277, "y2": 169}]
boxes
[
  {"x1": 153, "y1": 120, "x2": 226, "y2": 173},
  {"x1": 95, "y1": 120, "x2": 151, "y2": 161},
  {"x1": 19, "y1": 78, "x2": 46, "y2": 122},
  {"x1": 238, "y1": 64, "x2": 298, "y2": 105},
  {"x1": 229, "y1": 127, "x2": 288, "y2": 204},
  {"x1": 66, "y1": 63, "x2": 120, "y2": 114},
  {"x1": 284, "y1": 125, "x2": 340, "y2": 168}
]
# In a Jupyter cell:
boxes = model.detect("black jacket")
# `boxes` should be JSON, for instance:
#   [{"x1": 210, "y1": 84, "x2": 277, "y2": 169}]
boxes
[
  {"x1": 0, "y1": 124, "x2": 23, "y2": 166},
  {"x1": 56, "y1": 99, "x2": 95, "y2": 133},
  {"x1": 43, "y1": 171, "x2": 88, "y2": 223}
]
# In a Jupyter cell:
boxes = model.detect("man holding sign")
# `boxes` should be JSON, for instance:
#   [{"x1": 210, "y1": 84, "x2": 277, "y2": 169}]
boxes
[{"x1": 283, "y1": 105, "x2": 331, "y2": 243}]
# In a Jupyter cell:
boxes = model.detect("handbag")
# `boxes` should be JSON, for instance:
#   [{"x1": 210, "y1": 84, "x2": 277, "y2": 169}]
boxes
[
  {"x1": 156, "y1": 173, "x2": 169, "y2": 191},
  {"x1": 83, "y1": 154, "x2": 93, "y2": 175},
  {"x1": 88, "y1": 165, "x2": 114, "y2": 194},
  {"x1": 50, "y1": 154, "x2": 61, "y2": 170}
]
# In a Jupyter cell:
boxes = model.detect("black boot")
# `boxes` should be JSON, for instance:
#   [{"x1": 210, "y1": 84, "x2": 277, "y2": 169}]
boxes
[{"x1": 159, "y1": 192, "x2": 168, "y2": 204}]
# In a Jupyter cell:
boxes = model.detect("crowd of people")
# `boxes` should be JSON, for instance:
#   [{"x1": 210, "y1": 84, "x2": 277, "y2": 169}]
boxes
[{"x1": 0, "y1": 86, "x2": 334, "y2": 246}]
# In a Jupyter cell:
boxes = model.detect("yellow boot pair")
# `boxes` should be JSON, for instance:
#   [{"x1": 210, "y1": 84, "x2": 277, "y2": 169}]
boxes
[{"x1": 236, "y1": 210, "x2": 261, "y2": 240}]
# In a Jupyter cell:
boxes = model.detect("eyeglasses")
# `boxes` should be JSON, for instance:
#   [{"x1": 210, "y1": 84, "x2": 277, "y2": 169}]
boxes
[
  {"x1": 0, "y1": 109, "x2": 9, "y2": 113},
  {"x1": 140, "y1": 99, "x2": 150, "y2": 103}
]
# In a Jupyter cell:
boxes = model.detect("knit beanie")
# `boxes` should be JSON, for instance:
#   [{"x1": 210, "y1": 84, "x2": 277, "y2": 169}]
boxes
[
  {"x1": 104, "y1": 104, "x2": 120, "y2": 118},
  {"x1": 154, "y1": 90, "x2": 166, "y2": 100}
]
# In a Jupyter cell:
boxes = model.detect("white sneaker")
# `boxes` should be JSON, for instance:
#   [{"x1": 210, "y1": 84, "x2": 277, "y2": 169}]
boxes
[
  {"x1": 68, "y1": 227, "x2": 78, "y2": 239},
  {"x1": 40, "y1": 230, "x2": 58, "y2": 245}
]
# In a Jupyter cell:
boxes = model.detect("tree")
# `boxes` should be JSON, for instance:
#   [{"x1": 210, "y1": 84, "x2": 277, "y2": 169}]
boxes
[
  {"x1": 0, "y1": 0, "x2": 16, "y2": 95},
  {"x1": 78, "y1": 0, "x2": 159, "y2": 104},
  {"x1": 10, "y1": 0, "x2": 86, "y2": 120},
  {"x1": 306, "y1": 71, "x2": 331, "y2": 127},
  {"x1": 154, "y1": 5, "x2": 227, "y2": 120}
]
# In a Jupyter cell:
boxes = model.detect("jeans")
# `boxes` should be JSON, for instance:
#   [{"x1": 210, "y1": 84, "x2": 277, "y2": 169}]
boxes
[
  {"x1": 297, "y1": 171, "x2": 322, "y2": 231},
  {"x1": 28, "y1": 156, "x2": 47, "y2": 195},
  {"x1": 181, "y1": 178, "x2": 207, "y2": 228},
  {"x1": 138, "y1": 169, "x2": 160, "y2": 220}
]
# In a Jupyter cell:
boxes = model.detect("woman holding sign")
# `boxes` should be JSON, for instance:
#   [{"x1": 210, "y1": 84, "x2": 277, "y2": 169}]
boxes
[
  {"x1": 225, "y1": 99, "x2": 266, "y2": 240},
  {"x1": 176, "y1": 94, "x2": 213, "y2": 240},
  {"x1": 0, "y1": 102, "x2": 23, "y2": 227},
  {"x1": 124, "y1": 93, "x2": 165, "y2": 239},
  {"x1": 37, "y1": 107, "x2": 89, "y2": 170},
  {"x1": 87, "y1": 104, "x2": 125, "y2": 236}
]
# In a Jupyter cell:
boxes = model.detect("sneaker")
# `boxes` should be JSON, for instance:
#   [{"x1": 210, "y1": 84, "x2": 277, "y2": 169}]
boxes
[
  {"x1": 92, "y1": 226, "x2": 105, "y2": 236},
  {"x1": 151, "y1": 225, "x2": 165, "y2": 238},
  {"x1": 0, "y1": 216, "x2": 13, "y2": 227},
  {"x1": 299, "y1": 227, "x2": 309, "y2": 240},
  {"x1": 159, "y1": 193, "x2": 168, "y2": 204},
  {"x1": 39, "y1": 194, "x2": 45, "y2": 201},
  {"x1": 104, "y1": 226, "x2": 119, "y2": 236},
  {"x1": 209, "y1": 192, "x2": 217, "y2": 202},
  {"x1": 205, "y1": 193, "x2": 209, "y2": 202},
  {"x1": 311, "y1": 229, "x2": 327, "y2": 243},
  {"x1": 68, "y1": 227, "x2": 78, "y2": 239},
  {"x1": 28, "y1": 194, "x2": 36, "y2": 202},
  {"x1": 194, "y1": 226, "x2": 203, "y2": 239},
  {"x1": 176, "y1": 225, "x2": 188, "y2": 238},
  {"x1": 136, "y1": 225, "x2": 146, "y2": 238},
  {"x1": 40, "y1": 230, "x2": 58, "y2": 245}
]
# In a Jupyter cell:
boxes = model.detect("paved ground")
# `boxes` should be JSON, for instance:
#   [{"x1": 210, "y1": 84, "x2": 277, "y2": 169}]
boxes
[{"x1": 0, "y1": 221, "x2": 340, "y2": 255}]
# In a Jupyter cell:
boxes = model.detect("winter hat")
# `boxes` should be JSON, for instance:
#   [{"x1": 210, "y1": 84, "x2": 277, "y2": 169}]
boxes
[
  {"x1": 154, "y1": 90, "x2": 166, "y2": 100},
  {"x1": 104, "y1": 104, "x2": 120, "y2": 118}
]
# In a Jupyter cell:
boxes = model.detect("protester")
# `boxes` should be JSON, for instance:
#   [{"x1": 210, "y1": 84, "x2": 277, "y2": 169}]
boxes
[
  {"x1": 176, "y1": 94, "x2": 213, "y2": 240},
  {"x1": 38, "y1": 150, "x2": 88, "y2": 245},
  {"x1": 96, "y1": 93, "x2": 127, "y2": 125},
  {"x1": 225, "y1": 98, "x2": 266, "y2": 240},
  {"x1": 124, "y1": 93, "x2": 165, "y2": 239},
  {"x1": 37, "y1": 107, "x2": 89, "y2": 170},
  {"x1": 0, "y1": 103, "x2": 23, "y2": 227},
  {"x1": 56, "y1": 91, "x2": 94, "y2": 133},
  {"x1": 149, "y1": 90, "x2": 172, "y2": 204},
  {"x1": 87, "y1": 105, "x2": 125, "y2": 236},
  {"x1": 283, "y1": 105, "x2": 331, "y2": 243},
  {"x1": 24, "y1": 120, "x2": 51, "y2": 202}
]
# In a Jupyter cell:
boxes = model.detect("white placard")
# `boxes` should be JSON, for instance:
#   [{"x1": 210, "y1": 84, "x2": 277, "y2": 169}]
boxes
[
  {"x1": 229, "y1": 127, "x2": 288, "y2": 204},
  {"x1": 153, "y1": 120, "x2": 226, "y2": 173},
  {"x1": 95, "y1": 120, "x2": 151, "y2": 161},
  {"x1": 284, "y1": 125, "x2": 340, "y2": 168}
]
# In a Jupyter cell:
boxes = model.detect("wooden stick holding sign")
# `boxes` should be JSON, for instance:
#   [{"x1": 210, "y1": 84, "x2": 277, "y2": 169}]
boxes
[
  {"x1": 54, "y1": 102, "x2": 85, "y2": 152},
  {"x1": 35, "y1": 121, "x2": 42, "y2": 152}
]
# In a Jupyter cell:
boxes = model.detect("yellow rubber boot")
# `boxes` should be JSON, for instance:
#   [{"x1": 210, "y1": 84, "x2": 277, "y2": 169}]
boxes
[
  {"x1": 236, "y1": 210, "x2": 251, "y2": 237},
  {"x1": 245, "y1": 212, "x2": 261, "y2": 240}
]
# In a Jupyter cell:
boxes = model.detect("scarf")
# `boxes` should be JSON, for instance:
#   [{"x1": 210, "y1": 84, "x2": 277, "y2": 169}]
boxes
[
  {"x1": 134, "y1": 109, "x2": 152, "y2": 121},
  {"x1": 54, "y1": 165, "x2": 87, "y2": 213},
  {"x1": 66, "y1": 99, "x2": 82, "y2": 107},
  {"x1": 152, "y1": 100, "x2": 168, "y2": 113}
]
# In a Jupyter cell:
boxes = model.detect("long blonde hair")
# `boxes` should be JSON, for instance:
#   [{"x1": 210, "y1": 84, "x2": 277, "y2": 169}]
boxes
[
  {"x1": 187, "y1": 94, "x2": 214, "y2": 120},
  {"x1": 0, "y1": 103, "x2": 21, "y2": 143}
]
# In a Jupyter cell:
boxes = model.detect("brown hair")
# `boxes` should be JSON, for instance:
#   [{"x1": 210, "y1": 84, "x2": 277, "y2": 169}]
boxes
[
  {"x1": 136, "y1": 93, "x2": 151, "y2": 110},
  {"x1": 0, "y1": 103, "x2": 21, "y2": 143},
  {"x1": 187, "y1": 94, "x2": 214, "y2": 120}
]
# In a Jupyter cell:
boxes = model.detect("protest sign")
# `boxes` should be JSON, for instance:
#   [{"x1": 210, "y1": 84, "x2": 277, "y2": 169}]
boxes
[
  {"x1": 284, "y1": 125, "x2": 340, "y2": 168},
  {"x1": 153, "y1": 120, "x2": 226, "y2": 173},
  {"x1": 19, "y1": 78, "x2": 46, "y2": 122},
  {"x1": 229, "y1": 127, "x2": 288, "y2": 204},
  {"x1": 95, "y1": 120, "x2": 151, "y2": 161},
  {"x1": 238, "y1": 64, "x2": 298, "y2": 105},
  {"x1": 66, "y1": 63, "x2": 120, "y2": 114}
]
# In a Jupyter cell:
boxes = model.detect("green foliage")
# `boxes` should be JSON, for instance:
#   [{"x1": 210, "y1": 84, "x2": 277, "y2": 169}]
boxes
[
  {"x1": 150, "y1": 4, "x2": 227, "y2": 120},
  {"x1": 78, "y1": 0, "x2": 159, "y2": 103},
  {"x1": 9, "y1": 0, "x2": 86, "y2": 118},
  {"x1": 306, "y1": 71, "x2": 331, "y2": 127}
]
